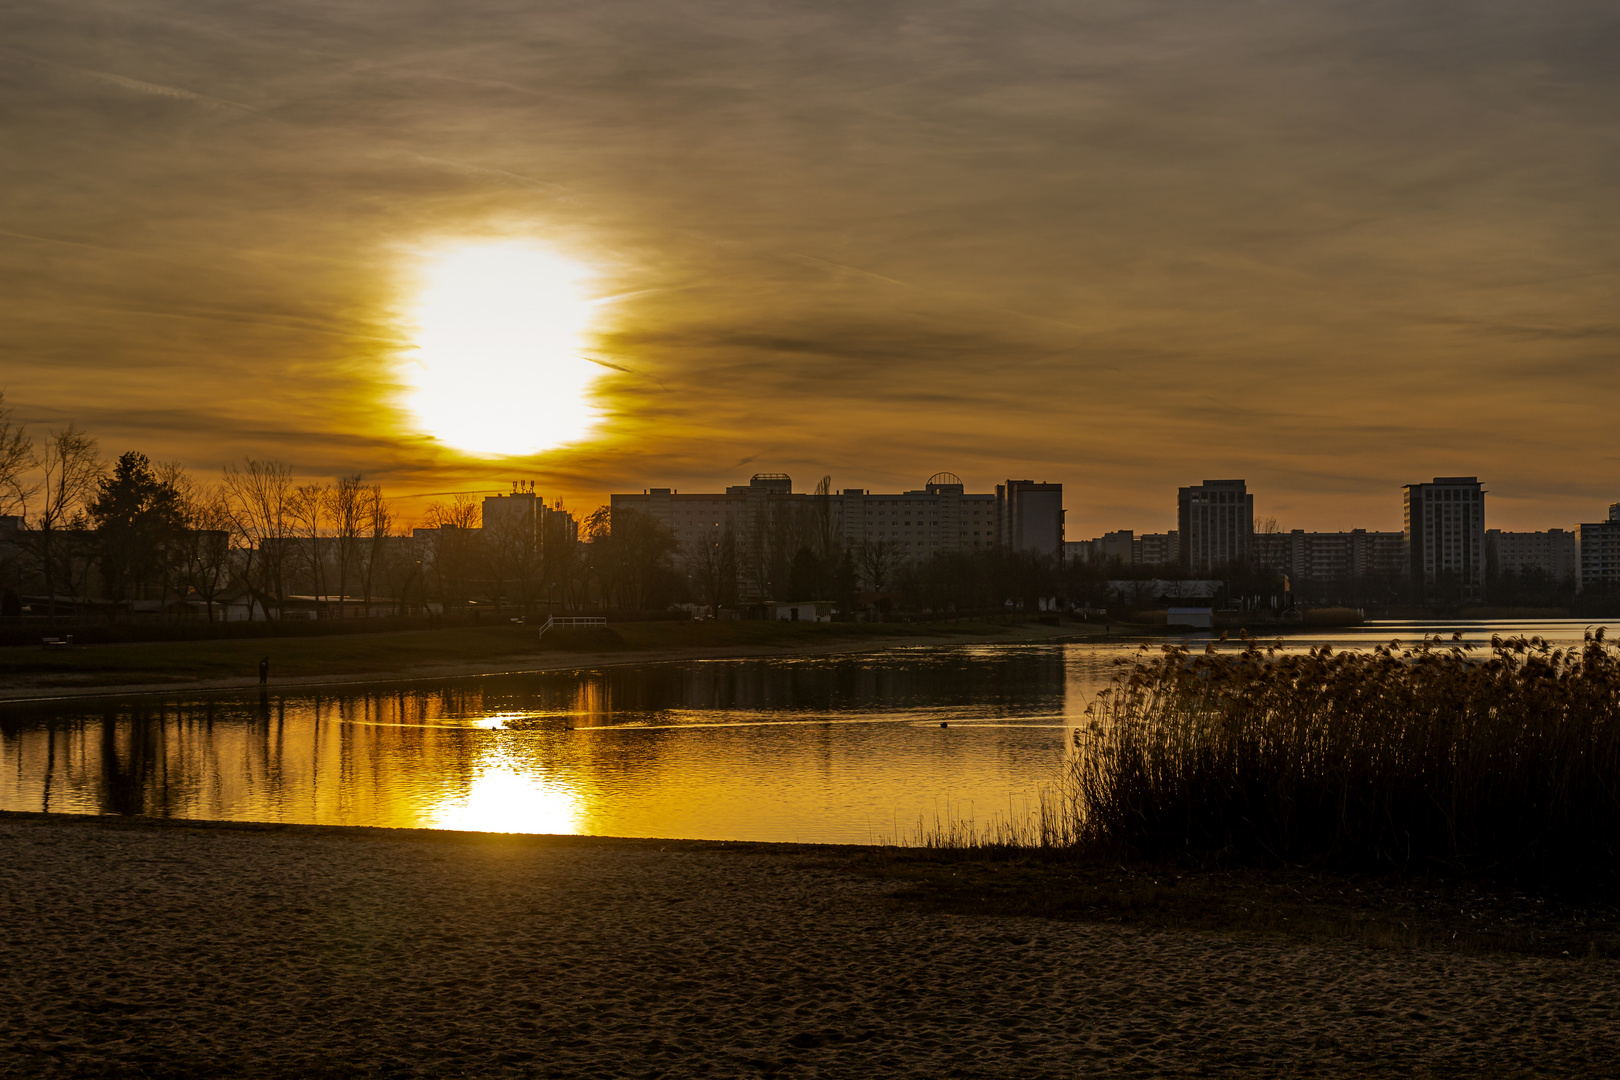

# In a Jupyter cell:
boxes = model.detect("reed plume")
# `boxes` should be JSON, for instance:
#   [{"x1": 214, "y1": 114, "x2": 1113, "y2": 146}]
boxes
[{"x1": 1072, "y1": 630, "x2": 1620, "y2": 880}]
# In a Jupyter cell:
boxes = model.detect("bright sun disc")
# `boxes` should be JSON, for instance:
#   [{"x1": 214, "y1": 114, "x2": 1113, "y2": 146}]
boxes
[{"x1": 404, "y1": 243, "x2": 600, "y2": 456}]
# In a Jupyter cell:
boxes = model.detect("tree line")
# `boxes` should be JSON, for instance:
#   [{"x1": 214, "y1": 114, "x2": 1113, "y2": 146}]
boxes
[{"x1": 0, "y1": 397, "x2": 419, "y2": 620}]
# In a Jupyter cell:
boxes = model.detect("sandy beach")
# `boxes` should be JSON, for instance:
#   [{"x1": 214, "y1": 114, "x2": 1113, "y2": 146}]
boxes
[{"x1": 3, "y1": 813, "x2": 1617, "y2": 1078}]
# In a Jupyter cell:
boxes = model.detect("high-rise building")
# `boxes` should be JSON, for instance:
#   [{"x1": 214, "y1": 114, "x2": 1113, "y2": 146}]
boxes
[
  {"x1": 1575, "y1": 503, "x2": 1620, "y2": 592},
  {"x1": 998, "y1": 480, "x2": 1064, "y2": 560},
  {"x1": 482, "y1": 486, "x2": 579, "y2": 547},
  {"x1": 1403, "y1": 476, "x2": 1485, "y2": 597},
  {"x1": 481, "y1": 489, "x2": 537, "y2": 538},
  {"x1": 1178, "y1": 480, "x2": 1253, "y2": 573}
]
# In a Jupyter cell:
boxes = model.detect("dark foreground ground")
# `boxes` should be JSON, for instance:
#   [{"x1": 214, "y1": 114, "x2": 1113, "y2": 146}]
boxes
[{"x1": 3, "y1": 813, "x2": 1618, "y2": 1079}]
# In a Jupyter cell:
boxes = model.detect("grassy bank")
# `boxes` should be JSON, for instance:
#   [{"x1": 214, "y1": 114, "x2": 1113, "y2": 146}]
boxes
[{"x1": 0, "y1": 617, "x2": 1048, "y2": 693}]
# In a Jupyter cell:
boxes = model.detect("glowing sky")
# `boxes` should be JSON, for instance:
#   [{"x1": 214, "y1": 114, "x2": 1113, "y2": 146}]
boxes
[{"x1": 1, "y1": 0, "x2": 1615, "y2": 533}]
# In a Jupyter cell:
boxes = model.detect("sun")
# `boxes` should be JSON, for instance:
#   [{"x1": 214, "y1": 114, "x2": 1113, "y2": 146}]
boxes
[{"x1": 403, "y1": 242, "x2": 601, "y2": 457}]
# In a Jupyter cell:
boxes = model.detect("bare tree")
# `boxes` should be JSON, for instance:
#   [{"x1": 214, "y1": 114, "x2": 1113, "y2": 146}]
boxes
[
  {"x1": 485, "y1": 499, "x2": 542, "y2": 617},
  {"x1": 325, "y1": 474, "x2": 365, "y2": 618},
  {"x1": 221, "y1": 458, "x2": 293, "y2": 620},
  {"x1": 173, "y1": 481, "x2": 235, "y2": 622},
  {"x1": 422, "y1": 494, "x2": 481, "y2": 614},
  {"x1": 858, "y1": 538, "x2": 900, "y2": 594},
  {"x1": 813, "y1": 475, "x2": 837, "y2": 561},
  {"x1": 742, "y1": 498, "x2": 808, "y2": 602},
  {"x1": 288, "y1": 482, "x2": 329, "y2": 608},
  {"x1": 425, "y1": 494, "x2": 481, "y2": 530},
  {"x1": 686, "y1": 523, "x2": 738, "y2": 616},
  {"x1": 0, "y1": 391, "x2": 35, "y2": 518},
  {"x1": 31, "y1": 425, "x2": 103, "y2": 620},
  {"x1": 588, "y1": 506, "x2": 678, "y2": 611},
  {"x1": 542, "y1": 500, "x2": 583, "y2": 611},
  {"x1": 359, "y1": 483, "x2": 395, "y2": 612}
]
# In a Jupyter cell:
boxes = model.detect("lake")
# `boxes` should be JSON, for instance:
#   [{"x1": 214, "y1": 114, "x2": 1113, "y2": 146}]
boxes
[{"x1": 1, "y1": 619, "x2": 1608, "y2": 843}]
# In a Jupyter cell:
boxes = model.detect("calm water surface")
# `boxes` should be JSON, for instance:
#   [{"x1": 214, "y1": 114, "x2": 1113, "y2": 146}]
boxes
[{"x1": 1, "y1": 619, "x2": 1607, "y2": 843}]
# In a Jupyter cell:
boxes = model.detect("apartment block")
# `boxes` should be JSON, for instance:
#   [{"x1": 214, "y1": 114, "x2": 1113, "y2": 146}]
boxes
[
  {"x1": 1486, "y1": 529, "x2": 1577, "y2": 582},
  {"x1": 481, "y1": 487, "x2": 579, "y2": 546},
  {"x1": 1253, "y1": 529, "x2": 1405, "y2": 581},
  {"x1": 611, "y1": 472, "x2": 1050, "y2": 597},
  {"x1": 1403, "y1": 477, "x2": 1486, "y2": 597},
  {"x1": 1068, "y1": 530, "x2": 1179, "y2": 567},
  {"x1": 999, "y1": 480, "x2": 1065, "y2": 560},
  {"x1": 1576, "y1": 503, "x2": 1620, "y2": 592},
  {"x1": 1138, "y1": 531, "x2": 1180, "y2": 566},
  {"x1": 1178, "y1": 480, "x2": 1253, "y2": 573}
]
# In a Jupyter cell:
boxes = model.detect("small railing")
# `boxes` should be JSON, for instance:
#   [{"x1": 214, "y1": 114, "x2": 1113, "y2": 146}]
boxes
[{"x1": 538, "y1": 616, "x2": 607, "y2": 639}]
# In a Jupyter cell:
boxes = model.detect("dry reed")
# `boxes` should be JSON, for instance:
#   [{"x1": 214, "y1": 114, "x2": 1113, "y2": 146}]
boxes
[{"x1": 1073, "y1": 630, "x2": 1620, "y2": 880}]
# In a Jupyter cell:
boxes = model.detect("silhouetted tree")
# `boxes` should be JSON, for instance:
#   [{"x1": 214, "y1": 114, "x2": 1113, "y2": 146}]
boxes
[
  {"x1": 89, "y1": 451, "x2": 185, "y2": 616},
  {"x1": 589, "y1": 506, "x2": 679, "y2": 610},
  {"x1": 221, "y1": 458, "x2": 293, "y2": 620},
  {"x1": 326, "y1": 474, "x2": 365, "y2": 617},
  {"x1": 31, "y1": 425, "x2": 103, "y2": 620},
  {"x1": 484, "y1": 497, "x2": 544, "y2": 617},
  {"x1": 172, "y1": 479, "x2": 234, "y2": 622},
  {"x1": 422, "y1": 494, "x2": 481, "y2": 613},
  {"x1": 359, "y1": 484, "x2": 396, "y2": 612},
  {"x1": 686, "y1": 523, "x2": 738, "y2": 615},
  {"x1": 788, "y1": 545, "x2": 828, "y2": 600},
  {"x1": 857, "y1": 538, "x2": 899, "y2": 593},
  {"x1": 0, "y1": 391, "x2": 35, "y2": 518},
  {"x1": 287, "y1": 481, "x2": 329, "y2": 604},
  {"x1": 812, "y1": 475, "x2": 837, "y2": 560}
]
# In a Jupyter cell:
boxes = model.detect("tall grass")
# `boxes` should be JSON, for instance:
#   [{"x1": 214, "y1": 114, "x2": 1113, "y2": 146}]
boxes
[
  {"x1": 896, "y1": 790, "x2": 1083, "y2": 854},
  {"x1": 1073, "y1": 631, "x2": 1620, "y2": 879}
]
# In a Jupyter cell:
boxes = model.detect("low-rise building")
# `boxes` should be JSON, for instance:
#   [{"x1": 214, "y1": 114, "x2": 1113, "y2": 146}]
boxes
[
  {"x1": 1108, "y1": 579, "x2": 1224, "y2": 606},
  {"x1": 1068, "y1": 530, "x2": 1178, "y2": 567},
  {"x1": 612, "y1": 472, "x2": 1059, "y2": 598},
  {"x1": 1486, "y1": 528, "x2": 1577, "y2": 582},
  {"x1": 1253, "y1": 529, "x2": 1405, "y2": 581},
  {"x1": 1138, "y1": 531, "x2": 1180, "y2": 566}
]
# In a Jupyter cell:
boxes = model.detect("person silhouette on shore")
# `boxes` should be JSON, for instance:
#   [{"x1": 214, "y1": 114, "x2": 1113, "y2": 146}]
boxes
[{"x1": 259, "y1": 656, "x2": 269, "y2": 685}]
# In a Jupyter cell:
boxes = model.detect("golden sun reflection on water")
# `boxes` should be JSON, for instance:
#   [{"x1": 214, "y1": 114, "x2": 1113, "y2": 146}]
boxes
[
  {"x1": 425, "y1": 756, "x2": 584, "y2": 835},
  {"x1": 402, "y1": 241, "x2": 602, "y2": 457}
]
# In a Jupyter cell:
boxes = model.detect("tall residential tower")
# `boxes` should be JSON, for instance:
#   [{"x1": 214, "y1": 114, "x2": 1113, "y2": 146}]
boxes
[
  {"x1": 1403, "y1": 476, "x2": 1486, "y2": 598},
  {"x1": 1177, "y1": 480, "x2": 1253, "y2": 573}
]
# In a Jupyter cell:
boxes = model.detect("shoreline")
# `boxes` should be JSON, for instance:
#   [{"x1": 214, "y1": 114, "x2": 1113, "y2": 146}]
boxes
[{"x1": 0, "y1": 620, "x2": 1101, "y2": 704}]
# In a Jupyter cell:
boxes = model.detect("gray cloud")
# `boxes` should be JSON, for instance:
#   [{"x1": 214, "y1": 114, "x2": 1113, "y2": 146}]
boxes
[{"x1": 0, "y1": 0, "x2": 1615, "y2": 530}]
